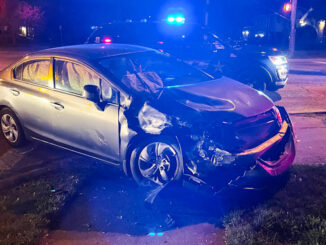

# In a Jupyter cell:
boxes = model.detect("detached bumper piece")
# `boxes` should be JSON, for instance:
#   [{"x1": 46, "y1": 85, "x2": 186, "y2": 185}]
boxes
[
  {"x1": 237, "y1": 120, "x2": 295, "y2": 176},
  {"x1": 229, "y1": 107, "x2": 296, "y2": 189},
  {"x1": 182, "y1": 106, "x2": 295, "y2": 193}
]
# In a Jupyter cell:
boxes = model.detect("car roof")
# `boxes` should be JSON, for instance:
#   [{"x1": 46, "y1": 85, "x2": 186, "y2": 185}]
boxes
[{"x1": 32, "y1": 44, "x2": 153, "y2": 60}]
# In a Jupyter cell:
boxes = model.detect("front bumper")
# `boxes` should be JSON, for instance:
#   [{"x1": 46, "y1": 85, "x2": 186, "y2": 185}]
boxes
[
  {"x1": 229, "y1": 106, "x2": 296, "y2": 189},
  {"x1": 274, "y1": 77, "x2": 288, "y2": 88},
  {"x1": 184, "y1": 106, "x2": 296, "y2": 192},
  {"x1": 237, "y1": 108, "x2": 295, "y2": 176}
]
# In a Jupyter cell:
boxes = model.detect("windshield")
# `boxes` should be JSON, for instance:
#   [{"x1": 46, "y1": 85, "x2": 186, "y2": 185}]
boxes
[{"x1": 98, "y1": 51, "x2": 213, "y2": 93}]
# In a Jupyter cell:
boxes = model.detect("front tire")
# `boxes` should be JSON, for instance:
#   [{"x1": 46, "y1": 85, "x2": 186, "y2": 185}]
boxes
[
  {"x1": 0, "y1": 108, "x2": 25, "y2": 147},
  {"x1": 130, "y1": 139, "x2": 183, "y2": 187}
]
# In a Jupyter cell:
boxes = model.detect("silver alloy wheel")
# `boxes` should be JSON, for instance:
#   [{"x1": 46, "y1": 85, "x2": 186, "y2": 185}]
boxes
[
  {"x1": 138, "y1": 142, "x2": 179, "y2": 186},
  {"x1": 1, "y1": 114, "x2": 19, "y2": 143}
]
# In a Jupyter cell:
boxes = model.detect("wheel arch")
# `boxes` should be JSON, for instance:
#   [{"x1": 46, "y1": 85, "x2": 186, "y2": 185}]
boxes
[
  {"x1": 0, "y1": 105, "x2": 27, "y2": 146},
  {"x1": 0, "y1": 104, "x2": 31, "y2": 142},
  {"x1": 0, "y1": 104, "x2": 20, "y2": 121},
  {"x1": 121, "y1": 132, "x2": 182, "y2": 177},
  {"x1": 236, "y1": 62, "x2": 272, "y2": 85},
  {"x1": 0, "y1": 104, "x2": 25, "y2": 130},
  {"x1": 259, "y1": 65, "x2": 274, "y2": 89}
]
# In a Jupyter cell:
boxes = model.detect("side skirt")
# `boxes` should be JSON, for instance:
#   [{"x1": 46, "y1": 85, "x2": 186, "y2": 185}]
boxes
[{"x1": 31, "y1": 136, "x2": 121, "y2": 166}]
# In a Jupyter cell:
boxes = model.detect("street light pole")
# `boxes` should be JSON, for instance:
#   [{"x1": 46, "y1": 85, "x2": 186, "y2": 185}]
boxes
[
  {"x1": 289, "y1": 0, "x2": 297, "y2": 57},
  {"x1": 204, "y1": 0, "x2": 209, "y2": 26}
]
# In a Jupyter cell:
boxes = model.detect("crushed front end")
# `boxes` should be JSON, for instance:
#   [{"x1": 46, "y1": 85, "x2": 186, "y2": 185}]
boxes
[{"x1": 180, "y1": 105, "x2": 296, "y2": 192}]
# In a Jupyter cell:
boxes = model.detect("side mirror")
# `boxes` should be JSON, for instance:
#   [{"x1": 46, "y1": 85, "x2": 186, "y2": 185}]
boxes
[
  {"x1": 102, "y1": 86, "x2": 113, "y2": 102},
  {"x1": 84, "y1": 85, "x2": 100, "y2": 103}
]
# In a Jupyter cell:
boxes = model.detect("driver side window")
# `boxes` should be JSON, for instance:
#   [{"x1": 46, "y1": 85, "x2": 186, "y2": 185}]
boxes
[
  {"x1": 54, "y1": 60, "x2": 100, "y2": 95},
  {"x1": 101, "y1": 80, "x2": 118, "y2": 104}
]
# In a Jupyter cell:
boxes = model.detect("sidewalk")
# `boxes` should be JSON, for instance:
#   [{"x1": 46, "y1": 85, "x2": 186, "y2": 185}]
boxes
[
  {"x1": 42, "y1": 224, "x2": 225, "y2": 245},
  {"x1": 275, "y1": 84, "x2": 326, "y2": 114},
  {"x1": 292, "y1": 50, "x2": 326, "y2": 59},
  {"x1": 291, "y1": 114, "x2": 326, "y2": 165}
]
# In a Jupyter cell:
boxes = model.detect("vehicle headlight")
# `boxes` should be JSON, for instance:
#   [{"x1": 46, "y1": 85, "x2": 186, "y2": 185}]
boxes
[
  {"x1": 138, "y1": 103, "x2": 171, "y2": 134},
  {"x1": 268, "y1": 56, "x2": 287, "y2": 66}
]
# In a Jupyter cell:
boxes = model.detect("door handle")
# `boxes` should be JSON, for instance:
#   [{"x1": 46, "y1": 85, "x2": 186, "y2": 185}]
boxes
[
  {"x1": 50, "y1": 102, "x2": 65, "y2": 111},
  {"x1": 10, "y1": 88, "x2": 20, "y2": 96}
]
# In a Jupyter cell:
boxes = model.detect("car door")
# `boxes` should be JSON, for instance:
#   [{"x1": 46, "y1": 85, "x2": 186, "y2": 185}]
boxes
[
  {"x1": 8, "y1": 58, "x2": 55, "y2": 139},
  {"x1": 47, "y1": 58, "x2": 120, "y2": 161}
]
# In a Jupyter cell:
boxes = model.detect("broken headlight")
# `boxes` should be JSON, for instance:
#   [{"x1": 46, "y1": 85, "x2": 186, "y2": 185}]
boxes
[
  {"x1": 211, "y1": 148, "x2": 236, "y2": 166},
  {"x1": 195, "y1": 133, "x2": 236, "y2": 166}
]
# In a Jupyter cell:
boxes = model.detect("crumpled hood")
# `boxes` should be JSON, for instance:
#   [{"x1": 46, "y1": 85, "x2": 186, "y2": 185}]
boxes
[{"x1": 164, "y1": 77, "x2": 274, "y2": 118}]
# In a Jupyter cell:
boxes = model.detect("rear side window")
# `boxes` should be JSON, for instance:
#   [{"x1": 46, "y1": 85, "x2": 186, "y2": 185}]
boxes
[
  {"x1": 13, "y1": 64, "x2": 24, "y2": 80},
  {"x1": 14, "y1": 60, "x2": 50, "y2": 87},
  {"x1": 54, "y1": 60, "x2": 100, "y2": 95}
]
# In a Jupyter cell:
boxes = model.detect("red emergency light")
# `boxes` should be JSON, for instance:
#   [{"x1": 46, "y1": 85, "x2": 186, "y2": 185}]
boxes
[{"x1": 103, "y1": 38, "x2": 112, "y2": 44}]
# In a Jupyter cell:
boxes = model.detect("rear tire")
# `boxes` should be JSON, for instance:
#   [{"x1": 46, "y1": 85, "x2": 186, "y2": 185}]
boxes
[
  {"x1": 130, "y1": 138, "x2": 183, "y2": 187},
  {"x1": 0, "y1": 108, "x2": 25, "y2": 147}
]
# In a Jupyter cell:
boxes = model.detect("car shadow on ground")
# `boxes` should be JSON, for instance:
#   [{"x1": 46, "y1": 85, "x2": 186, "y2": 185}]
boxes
[{"x1": 51, "y1": 161, "x2": 285, "y2": 236}]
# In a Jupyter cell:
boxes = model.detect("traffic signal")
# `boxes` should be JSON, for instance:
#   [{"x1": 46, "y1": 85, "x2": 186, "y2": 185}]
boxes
[{"x1": 283, "y1": 3, "x2": 291, "y2": 13}]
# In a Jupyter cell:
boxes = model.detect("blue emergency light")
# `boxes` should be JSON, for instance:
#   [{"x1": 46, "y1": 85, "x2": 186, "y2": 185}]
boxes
[{"x1": 166, "y1": 14, "x2": 185, "y2": 25}]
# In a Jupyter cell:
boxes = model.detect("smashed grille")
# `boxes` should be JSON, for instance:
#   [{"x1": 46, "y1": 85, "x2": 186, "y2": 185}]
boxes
[{"x1": 220, "y1": 109, "x2": 281, "y2": 153}]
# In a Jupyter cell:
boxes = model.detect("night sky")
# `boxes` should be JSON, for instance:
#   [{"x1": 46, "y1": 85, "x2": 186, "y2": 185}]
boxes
[{"x1": 2, "y1": 0, "x2": 325, "y2": 44}]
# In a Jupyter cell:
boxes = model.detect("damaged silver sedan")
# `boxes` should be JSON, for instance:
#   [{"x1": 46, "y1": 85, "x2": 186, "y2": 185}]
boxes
[{"x1": 0, "y1": 44, "x2": 295, "y2": 191}]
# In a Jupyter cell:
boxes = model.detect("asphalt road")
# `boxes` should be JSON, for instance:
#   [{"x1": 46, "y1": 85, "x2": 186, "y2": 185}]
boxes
[
  {"x1": 288, "y1": 58, "x2": 326, "y2": 85},
  {"x1": 1, "y1": 48, "x2": 326, "y2": 244}
]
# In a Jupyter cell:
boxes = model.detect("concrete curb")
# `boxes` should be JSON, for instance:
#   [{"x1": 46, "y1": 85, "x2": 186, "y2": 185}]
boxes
[{"x1": 289, "y1": 111, "x2": 326, "y2": 116}]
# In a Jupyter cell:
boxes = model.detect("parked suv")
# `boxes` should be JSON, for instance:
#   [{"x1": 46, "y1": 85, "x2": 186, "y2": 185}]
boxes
[{"x1": 86, "y1": 22, "x2": 288, "y2": 91}]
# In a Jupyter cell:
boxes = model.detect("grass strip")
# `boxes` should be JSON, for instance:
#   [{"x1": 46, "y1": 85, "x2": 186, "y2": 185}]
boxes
[
  {"x1": 0, "y1": 167, "x2": 88, "y2": 244},
  {"x1": 223, "y1": 165, "x2": 326, "y2": 245}
]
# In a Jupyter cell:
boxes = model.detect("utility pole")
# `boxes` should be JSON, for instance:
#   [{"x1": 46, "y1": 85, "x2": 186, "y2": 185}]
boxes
[
  {"x1": 289, "y1": 0, "x2": 297, "y2": 57},
  {"x1": 204, "y1": 0, "x2": 209, "y2": 26}
]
